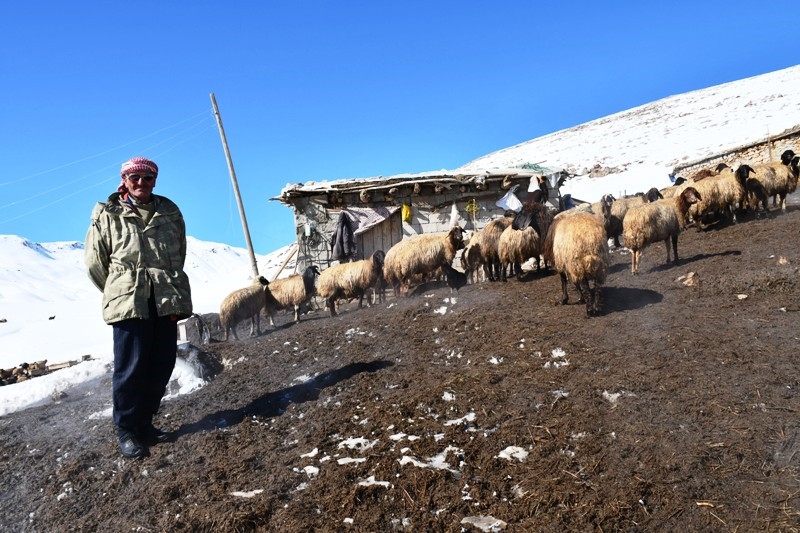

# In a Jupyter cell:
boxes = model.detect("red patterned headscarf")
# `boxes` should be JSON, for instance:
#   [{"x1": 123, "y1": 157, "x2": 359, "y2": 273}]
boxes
[
  {"x1": 118, "y1": 156, "x2": 158, "y2": 193},
  {"x1": 120, "y1": 156, "x2": 158, "y2": 178}
]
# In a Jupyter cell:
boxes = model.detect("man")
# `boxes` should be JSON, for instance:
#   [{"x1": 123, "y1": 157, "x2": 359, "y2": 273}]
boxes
[{"x1": 85, "y1": 156, "x2": 193, "y2": 458}]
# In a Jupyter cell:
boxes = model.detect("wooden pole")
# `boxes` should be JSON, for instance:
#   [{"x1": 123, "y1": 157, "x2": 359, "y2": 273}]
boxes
[{"x1": 210, "y1": 93, "x2": 259, "y2": 278}]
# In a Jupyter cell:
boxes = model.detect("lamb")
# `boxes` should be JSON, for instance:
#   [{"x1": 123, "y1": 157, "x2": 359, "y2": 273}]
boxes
[
  {"x1": 477, "y1": 217, "x2": 513, "y2": 281},
  {"x1": 316, "y1": 251, "x2": 385, "y2": 316},
  {"x1": 622, "y1": 187, "x2": 703, "y2": 274},
  {"x1": 219, "y1": 276, "x2": 271, "y2": 341},
  {"x1": 264, "y1": 265, "x2": 320, "y2": 326},
  {"x1": 497, "y1": 224, "x2": 540, "y2": 281},
  {"x1": 460, "y1": 240, "x2": 485, "y2": 284},
  {"x1": 383, "y1": 226, "x2": 466, "y2": 296},
  {"x1": 736, "y1": 150, "x2": 799, "y2": 213},
  {"x1": 685, "y1": 163, "x2": 746, "y2": 228},
  {"x1": 442, "y1": 261, "x2": 468, "y2": 292},
  {"x1": 542, "y1": 211, "x2": 609, "y2": 317}
]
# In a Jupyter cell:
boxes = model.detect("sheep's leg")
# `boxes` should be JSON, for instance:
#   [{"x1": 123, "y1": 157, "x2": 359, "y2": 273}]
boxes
[
  {"x1": 293, "y1": 305, "x2": 300, "y2": 323},
  {"x1": 670, "y1": 235, "x2": 679, "y2": 264},
  {"x1": 630, "y1": 250, "x2": 637, "y2": 275},
  {"x1": 779, "y1": 194, "x2": 787, "y2": 212},
  {"x1": 590, "y1": 282, "x2": 601, "y2": 316},
  {"x1": 664, "y1": 239, "x2": 672, "y2": 265},
  {"x1": 327, "y1": 297, "x2": 338, "y2": 317},
  {"x1": 559, "y1": 273, "x2": 569, "y2": 305}
]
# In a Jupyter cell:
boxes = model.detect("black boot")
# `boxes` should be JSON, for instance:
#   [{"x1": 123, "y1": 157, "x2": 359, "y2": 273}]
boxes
[
  {"x1": 137, "y1": 423, "x2": 170, "y2": 446},
  {"x1": 117, "y1": 428, "x2": 147, "y2": 458}
]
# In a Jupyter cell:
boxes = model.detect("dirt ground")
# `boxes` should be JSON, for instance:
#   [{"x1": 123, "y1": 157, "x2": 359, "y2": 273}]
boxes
[{"x1": 2, "y1": 197, "x2": 800, "y2": 532}]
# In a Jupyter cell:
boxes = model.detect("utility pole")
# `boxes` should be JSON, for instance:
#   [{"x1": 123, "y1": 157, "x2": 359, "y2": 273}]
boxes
[{"x1": 210, "y1": 92, "x2": 259, "y2": 278}]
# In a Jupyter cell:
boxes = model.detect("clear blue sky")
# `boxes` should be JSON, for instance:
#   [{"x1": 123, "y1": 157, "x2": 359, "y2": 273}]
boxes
[{"x1": 1, "y1": 1, "x2": 797, "y2": 254}]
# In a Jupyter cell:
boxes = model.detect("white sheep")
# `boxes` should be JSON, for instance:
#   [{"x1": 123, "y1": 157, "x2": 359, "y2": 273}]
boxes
[
  {"x1": 265, "y1": 265, "x2": 320, "y2": 326},
  {"x1": 316, "y1": 251, "x2": 386, "y2": 316},
  {"x1": 497, "y1": 224, "x2": 540, "y2": 281},
  {"x1": 622, "y1": 187, "x2": 703, "y2": 274},
  {"x1": 543, "y1": 211, "x2": 609, "y2": 317},
  {"x1": 219, "y1": 276, "x2": 271, "y2": 341},
  {"x1": 383, "y1": 226, "x2": 465, "y2": 296}
]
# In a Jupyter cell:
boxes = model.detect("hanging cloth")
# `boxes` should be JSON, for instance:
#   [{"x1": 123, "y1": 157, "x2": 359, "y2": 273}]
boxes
[{"x1": 330, "y1": 211, "x2": 356, "y2": 261}]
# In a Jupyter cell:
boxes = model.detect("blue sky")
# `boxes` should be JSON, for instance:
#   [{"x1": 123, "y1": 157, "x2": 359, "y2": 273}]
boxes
[{"x1": 1, "y1": 1, "x2": 797, "y2": 254}]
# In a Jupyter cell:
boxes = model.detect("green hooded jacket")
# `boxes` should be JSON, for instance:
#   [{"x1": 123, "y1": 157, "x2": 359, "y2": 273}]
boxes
[{"x1": 85, "y1": 192, "x2": 193, "y2": 324}]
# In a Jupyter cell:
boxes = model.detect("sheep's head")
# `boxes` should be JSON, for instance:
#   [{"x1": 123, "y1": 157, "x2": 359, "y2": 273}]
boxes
[
  {"x1": 644, "y1": 187, "x2": 663, "y2": 202},
  {"x1": 448, "y1": 226, "x2": 466, "y2": 251},
  {"x1": 781, "y1": 149, "x2": 796, "y2": 166},
  {"x1": 715, "y1": 162, "x2": 730, "y2": 173},
  {"x1": 681, "y1": 186, "x2": 702, "y2": 205},
  {"x1": 371, "y1": 250, "x2": 386, "y2": 272}
]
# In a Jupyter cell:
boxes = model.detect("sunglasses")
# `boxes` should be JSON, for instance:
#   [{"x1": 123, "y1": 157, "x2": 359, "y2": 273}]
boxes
[{"x1": 127, "y1": 174, "x2": 155, "y2": 183}]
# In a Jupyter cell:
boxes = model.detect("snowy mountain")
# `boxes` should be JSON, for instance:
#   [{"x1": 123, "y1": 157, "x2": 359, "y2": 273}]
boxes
[{"x1": 459, "y1": 64, "x2": 800, "y2": 202}]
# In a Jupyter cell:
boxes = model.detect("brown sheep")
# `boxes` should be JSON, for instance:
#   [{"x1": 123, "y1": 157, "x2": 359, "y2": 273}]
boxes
[
  {"x1": 497, "y1": 224, "x2": 540, "y2": 281},
  {"x1": 737, "y1": 150, "x2": 799, "y2": 213},
  {"x1": 219, "y1": 276, "x2": 271, "y2": 341},
  {"x1": 685, "y1": 163, "x2": 746, "y2": 229},
  {"x1": 543, "y1": 211, "x2": 609, "y2": 317},
  {"x1": 383, "y1": 226, "x2": 466, "y2": 296},
  {"x1": 477, "y1": 217, "x2": 513, "y2": 281},
  {"x1": 622, "y1": 187, "x2": 703, "y2": 274},
  {"x1": 460, "y1": 240, "x2": 485, "y2": 284},
  {"x1": 316, "y1": 251, "x2": 385, "y2": 316},
  {"x1": 265, "y1": 265, "x2": 320, "y2": 326}
]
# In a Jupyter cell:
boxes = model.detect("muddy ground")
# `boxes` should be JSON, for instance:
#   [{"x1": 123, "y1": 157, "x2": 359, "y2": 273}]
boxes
[{"x1": 1, "y1": 197, "x2": 800, "y2": 532}]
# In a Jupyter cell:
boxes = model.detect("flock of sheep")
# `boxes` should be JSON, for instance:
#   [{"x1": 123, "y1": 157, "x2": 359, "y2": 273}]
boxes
[{"x1": 219, "y1": 149, "x2": 799, "y2": 336}]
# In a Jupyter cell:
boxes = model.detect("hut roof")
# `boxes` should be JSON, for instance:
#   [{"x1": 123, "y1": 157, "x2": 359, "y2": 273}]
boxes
[{"x1": 272, "y1": 166, "x2": 564, "y2": 205}]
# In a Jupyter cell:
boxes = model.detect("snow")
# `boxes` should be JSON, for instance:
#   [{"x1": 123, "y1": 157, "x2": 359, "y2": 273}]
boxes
[{"x1": 2, "y1": 65, "x2": 799, "y2": 420}]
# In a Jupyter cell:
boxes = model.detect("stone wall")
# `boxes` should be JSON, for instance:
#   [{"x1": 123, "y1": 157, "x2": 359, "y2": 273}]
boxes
[{"x1": 673, "y1": 127, "x2": 800, "y2": 179}]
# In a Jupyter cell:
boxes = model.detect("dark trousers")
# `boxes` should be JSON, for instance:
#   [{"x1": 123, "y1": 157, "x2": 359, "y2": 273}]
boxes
[{"x1": 111, "y1": 299, "x2": 178, "y2": 431}]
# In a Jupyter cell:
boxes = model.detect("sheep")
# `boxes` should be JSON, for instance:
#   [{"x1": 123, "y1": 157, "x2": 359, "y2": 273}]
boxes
[
  {"x1": 684, "y1": 163, "x2": 747, "y2": 228},
  {"x1": 219, "y1": 276, "x2": 271, "y2": 341},
  {"x1": 442, "y1": 261, "x2": 468, "y2": 292},
  {"x1": 497, "y1": 224, "x2": 540, "y2": 281},
  {"x1": 477, "y1": 217, "x2": 513, "y2": 281},
  {"x1": 264, "y1": 265, "x2": 320, "y2": 326},
  {"x1": 316, "y1": 251, "x2": 385, "y2": 316},
  {"x1": 622, "y1": 187, "x2": 703, "y2": 274},
  {"x1": 736, "y1": 150, "x2": 799, "y2": 213},
  {"x1": 512, "y1": 202, "x2": 555, "y2": 271},
  {"x1": 383, "y1": 226, "x2": 466, "y2": 296},
  {"x1": 596, "y1": 187, "x2": 662, "y2": 248},
  {"x1": 460, "y1": 240, "x2": 485, "y2": 284},
  {"x1": 542, "y1": 211, "x2": 609, "y2": 317}
]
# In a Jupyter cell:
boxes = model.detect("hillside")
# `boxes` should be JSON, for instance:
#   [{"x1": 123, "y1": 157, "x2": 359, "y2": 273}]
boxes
[
  {"x1": 458, "y1": 64, "x2": 800, "y2": 202},
  {"x1": 2, "y1": 195, "x2": 800, "y2": 531}
]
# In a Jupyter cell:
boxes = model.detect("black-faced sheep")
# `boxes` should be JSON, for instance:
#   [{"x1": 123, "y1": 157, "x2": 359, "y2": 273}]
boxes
[
  {"x1": 316, "y1": 251, "x2": 385, "y2": 316},
  {"x1": 622, "y1": 187, "x2": 702, "y2": 274},
  {"x1": 736, "y1": 150, "x2": 799, "y2": 213},
  {"x1": 219, "y1": 276, "x2": 271, "y2": 341},
  {"x1": 512, "y1": 202, "x2": 555, "y2": 271},
  {"x1": 596, "y1": 187, "x2": 662, "y2": 248},
  {"x1": 497, "y1": 224, "x2": 540, "y2": 281},
  {"x1": 685, "y1": 163, "x2": 746, "y2": 228},
  {"x1": 264, "y1": 265, "x2": 320, "y2": 326},
  {"x1": 543, "y1": 211, "x2": 609, "y2": 317},
  {"x1": 477, "y1": 217, "x2": 513, "y2": 281},
  {"x1": 383, "y1": 226, "x2": 466, "y2": 296}
]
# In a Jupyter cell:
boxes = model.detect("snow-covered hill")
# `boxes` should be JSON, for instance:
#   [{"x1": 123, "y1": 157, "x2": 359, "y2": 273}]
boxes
[{"x1": 459, "y1": 64, "x2": 800, "y2": 201}]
